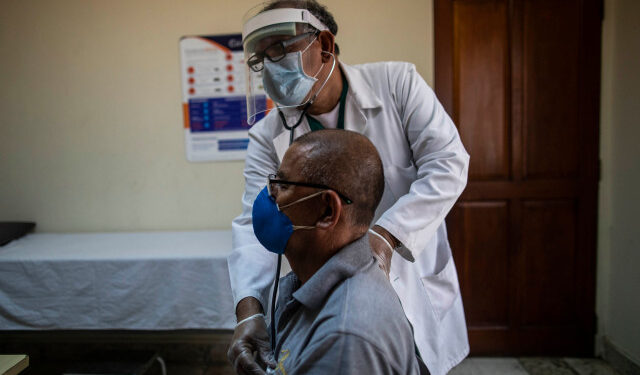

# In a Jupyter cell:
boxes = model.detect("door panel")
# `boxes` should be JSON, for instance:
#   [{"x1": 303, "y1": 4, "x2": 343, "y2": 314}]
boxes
[
  {"x1": 435, "y1": 0, "x2": 600, "y2": 355},
  {"x1": 520, "y1": 200, "x2": 577, "y2": 326},
  {"x1": 454, "y1": 0, "x2": 511, "y2": 180},
  {"x1": 448, "y1": 201, "x2": 510, "y2": 328},
  {"x1": 523, "y1": 0, "x2": 581, "y2": 179}
]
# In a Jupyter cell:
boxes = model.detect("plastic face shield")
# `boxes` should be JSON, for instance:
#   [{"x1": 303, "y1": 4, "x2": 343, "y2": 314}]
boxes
[{"x1": 242, "y1": 5, "x2": 328, "y2": 125}]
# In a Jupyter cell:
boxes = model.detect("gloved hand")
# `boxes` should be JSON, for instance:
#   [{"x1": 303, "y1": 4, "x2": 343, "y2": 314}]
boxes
[
  {"x1": 227, "y1": 313, "x2": 276, "y2": 375},
  {"x1": 369, "y1": 225, "x2": 396, "y2": 278}
]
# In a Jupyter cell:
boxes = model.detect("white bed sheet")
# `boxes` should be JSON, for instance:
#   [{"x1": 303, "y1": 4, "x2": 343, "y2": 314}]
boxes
[{"x1": 0, "y1": 231, "x2": 236, "y2": 330}]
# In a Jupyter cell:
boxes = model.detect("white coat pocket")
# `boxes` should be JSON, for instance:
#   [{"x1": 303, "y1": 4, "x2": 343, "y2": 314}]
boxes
[{"x1": 420, "y1": 256, "x2": 460, "y2": 322}]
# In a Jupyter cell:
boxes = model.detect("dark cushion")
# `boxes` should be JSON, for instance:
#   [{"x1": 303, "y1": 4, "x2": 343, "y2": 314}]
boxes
[{"x1": 0, "y1": 222, "x2": 36, "y2": 246}]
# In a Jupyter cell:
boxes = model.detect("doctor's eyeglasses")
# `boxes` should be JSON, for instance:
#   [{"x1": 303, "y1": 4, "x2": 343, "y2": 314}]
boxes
[
  {"x1": 267, "y1": 174, "x2": 353, "y2": 205},
  {"x1": 247, "y1": 31, "x2": 318, "y2": 72}
]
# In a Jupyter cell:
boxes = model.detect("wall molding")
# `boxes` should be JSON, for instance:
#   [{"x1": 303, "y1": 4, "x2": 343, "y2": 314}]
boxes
[{"x1": 603, "y1": 336, "x2": 640, "y2": 375}]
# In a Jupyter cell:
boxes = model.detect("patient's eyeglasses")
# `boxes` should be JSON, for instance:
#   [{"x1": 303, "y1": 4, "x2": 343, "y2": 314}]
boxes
[{"x1": 267, "y1": 174, "x2": 353, "y2": 205}]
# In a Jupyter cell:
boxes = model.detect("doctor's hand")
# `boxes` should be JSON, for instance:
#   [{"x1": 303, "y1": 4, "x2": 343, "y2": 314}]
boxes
[
  {"x1": 227, "y1": 298, "x2": 276, "y2": 375},
  {"x1": 369, "y1": 225, "x2": 397, "y2": 278}
]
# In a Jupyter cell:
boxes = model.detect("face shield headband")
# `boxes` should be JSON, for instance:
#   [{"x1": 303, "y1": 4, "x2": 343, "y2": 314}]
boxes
[{"x1": 242, "y1": 8, "x2": 329, "y2": 45}]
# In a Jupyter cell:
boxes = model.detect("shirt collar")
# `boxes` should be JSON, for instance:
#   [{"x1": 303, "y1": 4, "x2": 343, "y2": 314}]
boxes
[
  {"x1": 291, "y1": 234, "x2": 375, "y2": 310},
  {"x1": 339, "y1": 61, "x2": 383, "y2": 110}
]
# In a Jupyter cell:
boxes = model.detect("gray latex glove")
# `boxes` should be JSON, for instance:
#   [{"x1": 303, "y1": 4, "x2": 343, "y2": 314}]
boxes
[
  {"x1": 369, "y1": 225, "x2": 396, "y2": 277},
  {"x1": 227, "y1": 314, "x2": 277, "y2": 375}
]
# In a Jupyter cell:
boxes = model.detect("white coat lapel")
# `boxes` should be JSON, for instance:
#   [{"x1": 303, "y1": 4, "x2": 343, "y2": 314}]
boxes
[
  {"x1": 340, "y1": 62, "x2": 383, "y2": 133},
  {"x1": 344, "y1": 95, "x2": 368, "y2": 134},
  {"x1": 273, "y1": 130, "x2": 290, "y2": 163},
  {"x1": 272, "y1": 113, "x2": 312, "y2": 162}
]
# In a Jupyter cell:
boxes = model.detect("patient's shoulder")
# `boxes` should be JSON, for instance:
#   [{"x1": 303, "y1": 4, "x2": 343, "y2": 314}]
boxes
[
  {"x1": 323, "y1": 261, "x2": 411, "y2": 342},
  {"x1": 311, "y1": 261, "x2": 417, "y2": 371}
]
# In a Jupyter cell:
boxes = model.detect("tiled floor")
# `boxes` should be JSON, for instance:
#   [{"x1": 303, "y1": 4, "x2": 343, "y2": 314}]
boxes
[
  {"x1": 149, "y1": 357, "x2": 625, "y2": 375},
  {"x1": 24, "y1": 356, "x2": 622, "y2": 374},
  {"x1": 450, "y1": 357, "x2": 621, "y2": 375},
  {"x1": 5, "y1": 330, "x2": 629, "y2": 375},
  {"x1": 4, "y1": 329, "x2": 628, "y2": 375},
  {"x1": 129, "y1": 357, "x2": 625, "y2": 375}
]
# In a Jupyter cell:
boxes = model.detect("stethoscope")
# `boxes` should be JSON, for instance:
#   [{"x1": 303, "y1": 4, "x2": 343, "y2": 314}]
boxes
[
  {"x1": 278, "y1": 103, "x2": 312, "y2": 145},
  {"x1": 267, "y1": 51, "x2": 337, "y2": 356},
  {"x1": 268, "y1": 109, "x2": 306, "y2": 353}
]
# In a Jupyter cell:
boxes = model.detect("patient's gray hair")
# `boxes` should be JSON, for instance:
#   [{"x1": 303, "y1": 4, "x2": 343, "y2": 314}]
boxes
[{"x1": 292, "y1": 129, "x2": 384, "y2": 227}]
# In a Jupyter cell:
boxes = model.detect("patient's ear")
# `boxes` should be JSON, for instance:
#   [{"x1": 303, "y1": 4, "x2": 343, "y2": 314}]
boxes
[{"x1": 315, "y1": 190, "x2": 342, "y2": 229}]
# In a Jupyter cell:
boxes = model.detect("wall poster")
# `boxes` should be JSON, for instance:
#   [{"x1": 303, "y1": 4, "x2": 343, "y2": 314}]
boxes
[{"x1": 179, "y1": 34, "x2": 272, "y2": 162}]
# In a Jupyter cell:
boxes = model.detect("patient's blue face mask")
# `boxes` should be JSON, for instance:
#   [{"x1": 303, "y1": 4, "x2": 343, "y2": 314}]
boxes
[{"x1": 252, "y1": 186, "x2": 324, "y2": 255}]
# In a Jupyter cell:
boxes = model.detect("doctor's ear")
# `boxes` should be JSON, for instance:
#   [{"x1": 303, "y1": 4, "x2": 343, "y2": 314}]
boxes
[
  {"x1": 318, "y1": 31, "x2": 335, "y2": 62},
  {"x1": 315, "y1": 190, "x2": 342, "y2": 229}
]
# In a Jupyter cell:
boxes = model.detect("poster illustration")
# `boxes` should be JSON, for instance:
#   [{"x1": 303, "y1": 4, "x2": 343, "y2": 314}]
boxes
[{"x1": 179, "y1": 34, "x2": 272, "y2": 162}]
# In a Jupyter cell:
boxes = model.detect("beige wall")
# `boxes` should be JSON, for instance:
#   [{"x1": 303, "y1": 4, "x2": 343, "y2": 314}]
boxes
[
  {"x1": 0, "y1": 0, "x2": 433, "y2": 232},
  {"x1": 597, "y1": 0, "x2": 640, "y2": 364}
]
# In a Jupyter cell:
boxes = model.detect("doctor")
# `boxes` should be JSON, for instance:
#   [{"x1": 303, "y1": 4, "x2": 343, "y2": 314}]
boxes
[{"x1": 227, "y1": 1, "x2": 470, "y2": 375}]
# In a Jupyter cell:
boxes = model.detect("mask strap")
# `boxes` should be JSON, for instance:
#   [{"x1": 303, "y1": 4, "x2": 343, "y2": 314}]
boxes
[
  {"x1": 292, "y1": 225, "x2": 316, "y2": 230},
  {"x1": 299, "y1": 36, "x2": 324, "y2": 80},
  {"x1": 300, "y1": 34, "x2": 318, "y2": 54},
  {"x1": 303, "y1": 51, "x2": 336, "y2": 106},
  {"x1": 310, "y1": 61, "x2": 325, "y2": 79},
  {"x1": 279, "y1": 190, "x2": 326, "y2": 210}
]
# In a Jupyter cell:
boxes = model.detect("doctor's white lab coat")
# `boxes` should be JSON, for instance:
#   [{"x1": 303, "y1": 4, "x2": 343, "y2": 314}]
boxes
[{"x1": 228, "y1": 61, "x2": 470, "y2": 375}]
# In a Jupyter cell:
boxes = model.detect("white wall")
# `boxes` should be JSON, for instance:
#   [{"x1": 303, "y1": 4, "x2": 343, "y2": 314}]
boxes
[
  {"x1": 0, "y1": 0, "x2": 433, "y2": 232},
  {"x1": 597, "y1": 0, "x2": 640, "y2": 365}
]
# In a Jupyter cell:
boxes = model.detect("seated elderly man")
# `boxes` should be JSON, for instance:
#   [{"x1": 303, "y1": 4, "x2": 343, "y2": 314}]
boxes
[{"x1": 247, "y1": 129, "x2": 421, "y2": 374}]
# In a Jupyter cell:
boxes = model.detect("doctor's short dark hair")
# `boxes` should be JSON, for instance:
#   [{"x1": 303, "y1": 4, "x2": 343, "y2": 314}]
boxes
[
  {"x1": 292, "y1": 130, "x2": 384, "y2": 227},
  {"x1": 262, "y1": 0, "x2": 340, "y2": 55}
]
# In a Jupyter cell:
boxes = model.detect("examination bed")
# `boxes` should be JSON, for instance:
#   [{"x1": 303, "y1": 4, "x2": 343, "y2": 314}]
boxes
[{"x1": 0, "y1": 231, "x2": 235, "y2": 330}]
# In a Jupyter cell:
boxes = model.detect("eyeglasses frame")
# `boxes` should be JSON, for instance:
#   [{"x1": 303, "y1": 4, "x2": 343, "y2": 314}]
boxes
[
  {"x1": 248, "y1": 31, "x2": 318, "y2": 72},
  {"x1": 267, "y1": 173, "x2": 353, "y2": 205}
]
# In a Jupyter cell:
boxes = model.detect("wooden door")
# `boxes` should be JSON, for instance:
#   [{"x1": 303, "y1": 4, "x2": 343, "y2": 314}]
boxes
[{"x1": 435, "y1": 0, "x2": 601, "y2": 355}]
